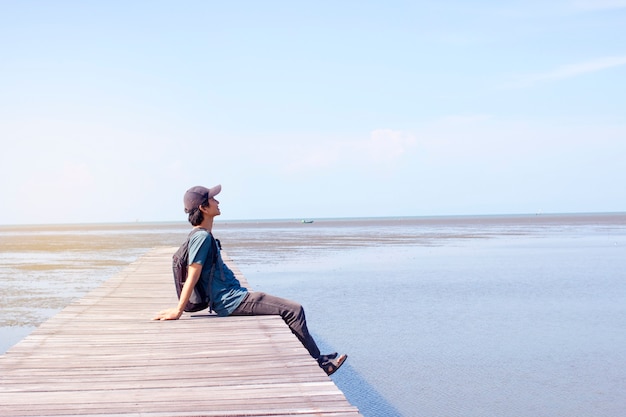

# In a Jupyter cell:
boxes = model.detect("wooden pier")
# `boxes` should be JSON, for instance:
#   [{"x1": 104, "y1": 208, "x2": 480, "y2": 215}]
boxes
[{"x1": 0, "y1": 247, "x2": 362, "y2": 417}]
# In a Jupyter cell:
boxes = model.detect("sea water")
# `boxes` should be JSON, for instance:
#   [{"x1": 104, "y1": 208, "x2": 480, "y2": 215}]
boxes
[{"x1": 1, "y1": 214, "x2": 625, "y2": 417}]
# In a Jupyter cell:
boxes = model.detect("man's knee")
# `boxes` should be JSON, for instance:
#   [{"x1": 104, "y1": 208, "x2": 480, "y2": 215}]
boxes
[{"x1": 281, "y1": 300, "x2": 304, "y2": 321}]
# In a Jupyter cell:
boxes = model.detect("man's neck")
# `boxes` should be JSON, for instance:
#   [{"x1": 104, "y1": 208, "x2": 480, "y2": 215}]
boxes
[{"x1": 198, "y1": 217, "x2": 214, "y2": 232}]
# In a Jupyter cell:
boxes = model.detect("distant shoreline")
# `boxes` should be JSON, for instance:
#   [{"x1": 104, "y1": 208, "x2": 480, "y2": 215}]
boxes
[{"x1": 2, "y1": 211, "x2": 625, "y2": 229}]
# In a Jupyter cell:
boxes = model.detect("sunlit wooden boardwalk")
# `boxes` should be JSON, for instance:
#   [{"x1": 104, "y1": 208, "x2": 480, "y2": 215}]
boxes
[{"x1": 0, "y1": 247, "x2": 362, "y2": 417}]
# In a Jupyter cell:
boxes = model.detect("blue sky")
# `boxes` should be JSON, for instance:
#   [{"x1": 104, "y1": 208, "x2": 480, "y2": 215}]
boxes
[{"x1": 1, "y1": 1, "x2": 625, "y2": 224}]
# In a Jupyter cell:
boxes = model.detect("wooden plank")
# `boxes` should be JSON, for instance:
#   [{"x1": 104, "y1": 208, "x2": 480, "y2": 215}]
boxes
[{"x1": 0, "y1": 247, "x2": 361, "y2": 417}]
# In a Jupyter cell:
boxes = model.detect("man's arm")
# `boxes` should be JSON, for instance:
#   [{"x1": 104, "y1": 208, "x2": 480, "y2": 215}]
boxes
[{"x1": 153, "y1": 263, "x2": 203, "y2": 320}]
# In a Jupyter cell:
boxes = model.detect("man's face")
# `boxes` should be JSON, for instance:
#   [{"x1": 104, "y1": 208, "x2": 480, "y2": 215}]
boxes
[{"x1": 207, "y1": 197, "x2": 220, "y2": 217}]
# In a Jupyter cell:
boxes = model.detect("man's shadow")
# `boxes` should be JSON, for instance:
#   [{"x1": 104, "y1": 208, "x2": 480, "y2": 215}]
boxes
[
  {"x1": 185, "y1": 315, "x2": 404, "y2": 417},
  {"x1": 318, "y1": 340, "x2": 404, "y2": 417}
]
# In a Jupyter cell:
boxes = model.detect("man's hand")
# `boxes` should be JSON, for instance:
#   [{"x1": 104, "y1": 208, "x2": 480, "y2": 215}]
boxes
[
  {"x1": 154, "y1": 263, "x2": 201, "y2": 321},
  {"x1": 152, "y1": 307, "x2": 183, "y2": 321}
]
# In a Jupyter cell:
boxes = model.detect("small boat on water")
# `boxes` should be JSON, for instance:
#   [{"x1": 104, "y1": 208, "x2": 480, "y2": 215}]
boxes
[{"x1": 301, "y1": 220, "x2": 314, "y2": 224}]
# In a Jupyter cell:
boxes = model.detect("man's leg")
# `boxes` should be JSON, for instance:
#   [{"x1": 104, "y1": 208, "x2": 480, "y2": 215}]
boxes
[{"x1": 231, "y1": 291, "x2": 321, "y2": 359}]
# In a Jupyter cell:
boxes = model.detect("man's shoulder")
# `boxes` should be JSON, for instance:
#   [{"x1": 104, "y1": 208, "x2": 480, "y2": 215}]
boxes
[
  {"x1": 188, "y1": 229, "x2": 214, "y2": 250},
  {"x1": 188, "y1": 229, "x2": 217, "y2": 265},
  {"x1": 189, "y1": 228, "x2": 211, "y2": 241}
]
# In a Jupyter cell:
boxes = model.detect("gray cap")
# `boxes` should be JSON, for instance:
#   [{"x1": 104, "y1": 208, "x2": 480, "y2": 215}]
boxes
[{"x1": 183, "y1": 184, "x2": 221, "y2": 213}]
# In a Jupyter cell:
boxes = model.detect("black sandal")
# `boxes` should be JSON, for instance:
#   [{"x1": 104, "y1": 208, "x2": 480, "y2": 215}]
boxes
[
  {"x1": 319, "y1": 353, "x2": 347, "y2": 376},
  {"x1": 318, "y1": 352, "x2": 338, "y2": 363}
]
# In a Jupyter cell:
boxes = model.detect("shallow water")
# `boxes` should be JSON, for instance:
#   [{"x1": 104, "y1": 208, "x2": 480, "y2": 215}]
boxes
[{"x1": 1, "y1": 214, "x2": 625, "y2": 416}]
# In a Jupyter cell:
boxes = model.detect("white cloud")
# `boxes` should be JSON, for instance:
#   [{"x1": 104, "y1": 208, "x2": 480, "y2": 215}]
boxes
[
  {"x1": 508, "y1": 56, "x2": 626, "y2": 87},
  {"x1": 284, "y1": 144, "x2": 343, "y2": 172},
  {"x1": 436, "y1": 114, "x2": 493, "y2": 125},
  {"x1": 573, "y1": 0, "x2": 626, "y2": 10},
  {"x1": 366, "y1": 129, "x2": 417, "y2": 162},
  {"x1": 24, "y1": 162, "x2": 95, "y2": 195},
  {"x1": 13, "y1": 162, "x2": 96, "y2": 222},
  {"x1": 283, "y1": 129, "x2": 417, "y2": 173}
]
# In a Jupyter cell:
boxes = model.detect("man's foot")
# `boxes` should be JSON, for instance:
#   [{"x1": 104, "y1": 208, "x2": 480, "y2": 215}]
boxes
[
  {"x1": 318, "y1": 352, "x2": 338, "y2": 363},
  {"x1": 319, "y1": 353, "x2": 347, "y2": 376}
]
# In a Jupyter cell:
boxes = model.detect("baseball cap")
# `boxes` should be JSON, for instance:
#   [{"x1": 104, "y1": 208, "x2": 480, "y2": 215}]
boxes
[{"x1": 183, "y1": 184, "x2": 221, "y2": 213}]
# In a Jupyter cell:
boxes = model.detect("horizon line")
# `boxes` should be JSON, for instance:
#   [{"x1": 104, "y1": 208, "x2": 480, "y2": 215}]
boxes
[{"x1": 1, "y1": 210, "x2": 625, "y2": 229}]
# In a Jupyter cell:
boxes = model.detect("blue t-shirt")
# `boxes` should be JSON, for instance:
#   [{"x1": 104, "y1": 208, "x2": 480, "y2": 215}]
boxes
[{"x1": 188, "y1": 229, "x2": 248, "y2": 316}]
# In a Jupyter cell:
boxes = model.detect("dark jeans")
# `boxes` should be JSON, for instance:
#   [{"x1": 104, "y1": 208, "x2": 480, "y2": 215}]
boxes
[{"x1": 231, "y1": 291, "x2": 321, "y2": 359}]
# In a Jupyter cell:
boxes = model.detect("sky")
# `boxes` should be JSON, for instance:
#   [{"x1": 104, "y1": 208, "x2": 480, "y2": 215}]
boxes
[{"x1": 1, "y1": 0, "x2": 625, "y2": 224}]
